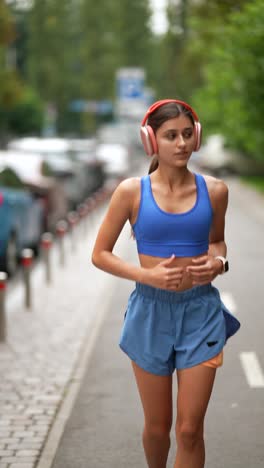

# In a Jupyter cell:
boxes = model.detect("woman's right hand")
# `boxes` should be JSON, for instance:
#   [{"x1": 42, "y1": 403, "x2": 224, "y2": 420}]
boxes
[{"x1": 141, "y1": 255, "x2": 184, "y2": 290}]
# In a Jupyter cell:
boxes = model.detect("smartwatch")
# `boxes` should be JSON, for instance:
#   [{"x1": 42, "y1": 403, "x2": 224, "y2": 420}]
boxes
[{"x1": 215, "y1": 256, "x2": 229, "y2": 274}]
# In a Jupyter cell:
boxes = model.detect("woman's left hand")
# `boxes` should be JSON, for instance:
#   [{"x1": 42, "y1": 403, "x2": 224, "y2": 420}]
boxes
[{"x1": 186, "y1": 255, "x2": 223, "y2": 286}]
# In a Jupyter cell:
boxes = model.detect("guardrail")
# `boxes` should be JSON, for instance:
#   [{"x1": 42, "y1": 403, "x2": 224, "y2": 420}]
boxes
[
  {"x1": 0, "y1": 180, "x2": 119, "y2": 341},
  {"x1": 0, "y1": 272, "x2": 7, "y2": 341}
]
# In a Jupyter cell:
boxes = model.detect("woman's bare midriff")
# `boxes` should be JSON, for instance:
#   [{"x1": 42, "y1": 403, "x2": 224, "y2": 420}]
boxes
[{"x1": 138, "y1": 252, "x2": 208, "y2": 292}]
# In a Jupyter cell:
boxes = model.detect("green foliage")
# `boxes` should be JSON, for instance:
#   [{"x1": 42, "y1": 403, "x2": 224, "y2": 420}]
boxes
[
  {"x1": 3, "y1": 86, "x2": 44, "y2": 135},
  {"x1": 0, "y1": 0, "x2": 16, "y2": 44},
  {"x1": 78, "y1": 0, "x2": 154, "y2": 132},
  {"x1": 241, "y1": 176, "x2": 264, "y2": 194},
  {"x1": 1, "y1": 0, "x2": 160, "y2": 136},
  {"x1": 156, "y1": 0, "x2": 249, "y2": 100},
  {"x1": 193, "y1": 0, "x2": 264, "y2": 161},
  {"x1": 24, "y1": 0, "x2": 155, "y2": 134},
  {"x1": 0, "y1": 69, "x2": 22, "y2": 109},
  {"x1": 28, "y1": 0, "x2": 74, "y2": 99},
  {"x1": 3, "y1": 0, "x2": 264, "y2": 154},
  {"x1": 26, "y1": 0, "x2": 83, "y2": 132},
  {"x1": 114, "y1": 0, "x2": 153, "y2": 68},
  {"x1": 154, "y1": 0, "x2": 264, "y2": 162},
  {"x1": 79, "y1": 0, "x2": 153, "y2": 97},
  {"x1": 79, "y1": 0, "x2": 118, "y2": 101},
  {"x1": 0, "y1": 1, "x2": 22, "y2": 115},
  {"x1": 41, "y1": 161, "x2": 53, "y2": 177},
  {"x1": 0, "y1": 167, "x2": 23, "y2": 189}
]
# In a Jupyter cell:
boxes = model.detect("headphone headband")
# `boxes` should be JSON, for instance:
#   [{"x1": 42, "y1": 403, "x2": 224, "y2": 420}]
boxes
[
  {"x1": 141, "y1": 99, "x2": 199, "y2": 126},
  {"x1": 140, "y1": 98, "x2": 202, "y2": 155}
]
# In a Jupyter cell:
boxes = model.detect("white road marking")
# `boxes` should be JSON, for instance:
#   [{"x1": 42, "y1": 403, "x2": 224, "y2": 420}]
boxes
[
  {"x1": 240, "y1": 352, "x2": 264, "y2": 388},
  {"x1": 220, "y1": 291, "x2": 237, "y2": 314}
]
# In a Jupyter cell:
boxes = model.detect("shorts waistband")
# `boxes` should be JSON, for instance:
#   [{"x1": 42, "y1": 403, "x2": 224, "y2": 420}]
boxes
[{"x1": 135, "y1": 282, "x2": 214, "y2": 304}]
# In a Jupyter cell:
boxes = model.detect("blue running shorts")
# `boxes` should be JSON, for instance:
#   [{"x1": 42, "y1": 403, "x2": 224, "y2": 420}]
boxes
[{"x1": 119, "y1": 283, "x2": 240, "y2": 375}]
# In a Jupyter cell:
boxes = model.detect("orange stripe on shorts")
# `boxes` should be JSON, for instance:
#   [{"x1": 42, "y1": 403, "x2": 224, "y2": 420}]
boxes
[{"x1": 201, "y1": 351, "x2": 223, "y2": 368}]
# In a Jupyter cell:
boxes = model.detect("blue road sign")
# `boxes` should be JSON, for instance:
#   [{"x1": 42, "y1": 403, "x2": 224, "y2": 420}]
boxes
[
  {"x1": 116, "y1": 68, "x2": 145, "y2": 100},
  {"x1": 117, "y1": 77, "x2": 144, "y2": 99}
]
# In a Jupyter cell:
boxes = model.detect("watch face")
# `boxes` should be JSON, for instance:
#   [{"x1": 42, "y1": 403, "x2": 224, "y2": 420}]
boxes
[{"x1": 224, "y1": 260, "x2": 229, "y2": 273}]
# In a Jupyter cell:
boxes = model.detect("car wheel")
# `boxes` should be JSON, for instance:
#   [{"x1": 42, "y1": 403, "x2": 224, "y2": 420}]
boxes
[{"x1": 5, "y1": 234, "x2": 19, "y2": 277}]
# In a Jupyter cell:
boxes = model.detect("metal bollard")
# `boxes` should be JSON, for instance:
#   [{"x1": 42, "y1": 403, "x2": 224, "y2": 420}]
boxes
[
  {"x1": 85, "y1": 197, "x2": 96, "y2": 226},
  {"x1": 77, "y1": 203, "x2": 87, "y2": 237},
  {"x1": 56, "y1": 220, "x2": 68, "y2": 267},
  {"x1": 67, "y1": 211, "x2": 79, "y2": 252},
  {"x1": 41, "y1": 233, "x2": 53, "y2": 284},
  {"x1": 0, "y1": 272, "x2": 7, "y2": 341},
  {"x1": 21, "y1": 248, "x2": 34, "y2": 310},
  {"x1": 94, "y1": 190, "x2": 103, "y2": 207}
]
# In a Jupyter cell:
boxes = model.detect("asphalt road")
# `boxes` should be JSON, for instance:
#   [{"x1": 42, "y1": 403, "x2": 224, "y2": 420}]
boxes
[{"x1": 50, "y1": 173, "x2": 264, "y2": 468}]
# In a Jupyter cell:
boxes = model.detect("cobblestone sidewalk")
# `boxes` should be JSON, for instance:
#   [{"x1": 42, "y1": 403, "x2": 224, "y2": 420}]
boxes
[{"x1": 0, "y1": 200, "x2": 128, "y2": 468}]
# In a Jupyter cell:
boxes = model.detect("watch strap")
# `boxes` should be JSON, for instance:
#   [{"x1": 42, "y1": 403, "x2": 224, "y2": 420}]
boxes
[{"x1": 215, "y1": 256, "x2": 228, "y2": 274}]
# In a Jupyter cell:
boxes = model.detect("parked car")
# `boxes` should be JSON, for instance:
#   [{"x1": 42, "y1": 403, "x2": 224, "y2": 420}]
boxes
[
  {"x1": 8, "y1": 137, "x2": 89, "y2": 209},
  {"x1": 97, "y1": 122, "x2": 135, "y2": 154},
  {"x1": 0, "y1": 151, "x2": 68, "y2": 232},
  {"x1": 0, "y1": 163, "x2": 45, "y2": 276},
  {"x1": 197, "y1": 134, "x2": 264, "y2": 176},
  {"x1": 68, "y1": 138, "x2": 106, "y2": 194},
  {"x1": 96, "y1": 143, "x2": 130, "y2": 179}
]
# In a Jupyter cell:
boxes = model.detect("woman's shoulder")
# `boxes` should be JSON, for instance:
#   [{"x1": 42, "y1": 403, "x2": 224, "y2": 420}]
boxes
[
  {"x1": 114, "y1": 176, "x2": 141, "y2": 198},
  {"x1": 200, "y1": 172, "x2": 228, "y2": 201}
]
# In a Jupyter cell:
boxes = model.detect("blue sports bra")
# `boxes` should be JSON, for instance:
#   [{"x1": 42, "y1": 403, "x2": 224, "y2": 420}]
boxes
[{"x1": 132, "y1": 173, "x2": 213, "y2": 257}]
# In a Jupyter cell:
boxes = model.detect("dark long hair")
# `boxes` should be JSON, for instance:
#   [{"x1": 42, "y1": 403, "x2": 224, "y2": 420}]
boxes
[{"x1": 147, "y1": 102, "x2": 195, "y2": 174}]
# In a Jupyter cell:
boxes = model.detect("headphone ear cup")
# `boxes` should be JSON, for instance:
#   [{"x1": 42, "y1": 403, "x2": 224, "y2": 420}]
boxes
[
  {"x1": 147, "y1": 125, "x2": 158, "y2": 155},
  {"x1": 194, "y1": 122, "x2": 202, "y2": 151},
  {"x1": 140, "y1": 125, "x2": 157, "y2": 156}
]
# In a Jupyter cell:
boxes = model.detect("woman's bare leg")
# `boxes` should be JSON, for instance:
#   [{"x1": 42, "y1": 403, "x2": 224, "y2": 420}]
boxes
[
  {"x1": 132, "y1": 361, "x2": 173, "y2": 468},
  {"x1": 174, "y1": 365, "x2": 217, "y2": 468}
]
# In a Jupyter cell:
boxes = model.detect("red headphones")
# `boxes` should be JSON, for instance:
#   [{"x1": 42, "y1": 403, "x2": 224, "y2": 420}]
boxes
[{"x1": 140, "y1": 99, "x2": 202, "y2": 156}]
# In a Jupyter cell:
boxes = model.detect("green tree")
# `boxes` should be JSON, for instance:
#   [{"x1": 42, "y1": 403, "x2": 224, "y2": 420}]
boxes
[
  {"x1": 0, "y1": 0, "x2": 15, "y2": 44},
  {"x1": 5, "y1": 86, "x2": 44, "y2": 135},
  {"x1": 27, "y1": 0, "x2": 81, "y2": 132},
  {"x1": 79, "y1": 0, "x2": 153, "y2": 97},
  {"x1": 193, "y1": 0, "x2": 264, "y2": 161},
  {"x1": 117, "y1": 0, "x2": 158, "y2": 98},
  {"x1": 114, "y1": 0, "x2": 153, "y2": 68},
  {"x1": 0, "y1": 0, "x2": 23, "y2": 142},
  {"x1": 79, "y1": 0, "x2": 117, "y2": 101},
  {"x1": 155, "y1": 0, "x2": 249, "y2": 100},
  {"x1": 9, "y1": 0, "x2": 156, "y2": 134},
  {"x1": 157, "y1": 0, "x2": 189, "y2": 99},
  {"x1": 79, "y1": 0, "x2": 154, "y2": 132},
  {"x1": 0, "y1": 0, "x2": 19, "y2": 109}
]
